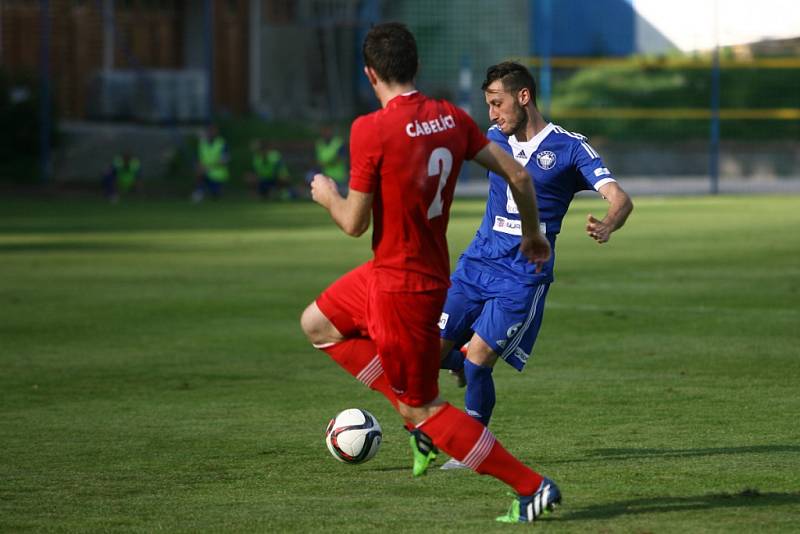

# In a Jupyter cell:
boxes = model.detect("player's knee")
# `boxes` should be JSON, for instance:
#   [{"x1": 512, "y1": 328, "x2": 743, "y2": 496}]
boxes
[
  {"x1": 468, "y1": 351, "x2": 498, "y2": 367},
  {"x1": 300, "y1": 303, "x2": 325, "y2": 343},
  {"x1": 466, "y1": 336, "x2": 499, "y2": 367},
  {"x1": 300, "y1": 302, "x2": 343, "y2": 346}
]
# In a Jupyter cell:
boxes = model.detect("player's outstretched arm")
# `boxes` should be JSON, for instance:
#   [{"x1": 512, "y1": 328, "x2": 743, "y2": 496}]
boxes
[
  {"x1": 472, "y1": 142, "x2": 551, "y2": 269},
  {"x1": 586, "y1": 182, "x2": 633, "y2": 244},
  {"x1": 310, "y1": 173, "x2": 372, "y2": 237}
]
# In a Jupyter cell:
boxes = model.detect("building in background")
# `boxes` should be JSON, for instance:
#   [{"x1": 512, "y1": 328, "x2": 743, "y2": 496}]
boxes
[
  {"x1": 531, "y1": 0, "x2": 676, "y2": 58},
  {"x1": 1, "y1": 0, "x2": 249, "y2": 121},
  {"x1": 5, "y1": 0, "x2": 798, "y2": 124},
  {"x1": 1, "y1": 0, "x2": 794, "y2": 129},
  {"x1": 1, "y1": 0, "x2": 679, "y2": 123},
  {"x1": 1, "y1": 0, "x2": 797, "y2": 189}
]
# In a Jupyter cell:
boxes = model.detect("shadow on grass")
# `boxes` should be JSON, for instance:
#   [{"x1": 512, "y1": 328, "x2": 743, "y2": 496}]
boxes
[
  {"x1": 588, "y1": 445, "x2": 800, "y2": 461},
  {"x1": 369, "y1": 445, "x2": 800, "y2": 476},
  {"x1": 552, "y1": 445, "x2": 800, "y2": 465},
  {"x1": 0, "y1": 199, "x2": 333, "y2": 235},
  {"x1": 0, "y1": 242, "x2": 153, "y2": 253},
  {"x1": 0, "y1": 198, "x2": 488, "y2": 236},
  {"x1": 559, "y1": 490, "x2": 800, "y2": 521}
]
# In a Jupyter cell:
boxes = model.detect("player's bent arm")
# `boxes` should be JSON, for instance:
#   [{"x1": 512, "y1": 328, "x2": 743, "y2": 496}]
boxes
[
  {"x1": 328, "y1": 189, "x2": 373, "y2": 237},
  {"x1": 586, "y1": 182, "x2": 633, "y2": 244},
  {"x1": 310, "y1": 173, "x2": 372, "y2": 237},
  {"x1": 472, "y1": 142, "x2": 541, "y2": 235},
  {"x1": 598, "y1": 182, "x2": 633, "y2": 233}
]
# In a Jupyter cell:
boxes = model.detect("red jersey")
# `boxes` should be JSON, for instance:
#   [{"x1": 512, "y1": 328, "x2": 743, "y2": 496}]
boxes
[{"x1": 349, "y1": 91, "x2": 489, "y2": 292}]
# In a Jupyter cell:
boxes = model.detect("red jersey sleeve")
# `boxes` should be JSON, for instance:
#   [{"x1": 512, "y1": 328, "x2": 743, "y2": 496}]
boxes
[
  {"x1": 453, "y1": 107, "x2": 490, "y2": 160},
  {"x1": 348, "y1": 115, "x2": 382, "y2": 193}
]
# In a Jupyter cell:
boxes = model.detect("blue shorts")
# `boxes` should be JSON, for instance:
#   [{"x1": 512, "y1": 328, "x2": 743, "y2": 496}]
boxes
[{"x1": 439, "y1": 260, "x2": 549, "y2": 371}]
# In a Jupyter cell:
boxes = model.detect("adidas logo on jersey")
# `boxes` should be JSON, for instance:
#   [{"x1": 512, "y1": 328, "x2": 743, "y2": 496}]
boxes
[{"x1": 515, "y1": 149, "x2": 526, "y2": 159}]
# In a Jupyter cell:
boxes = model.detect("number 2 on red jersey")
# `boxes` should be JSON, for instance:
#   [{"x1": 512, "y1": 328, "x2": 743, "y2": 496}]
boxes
[{"x1": 426, "y1": 147, "x2": 453, "y2": 219}]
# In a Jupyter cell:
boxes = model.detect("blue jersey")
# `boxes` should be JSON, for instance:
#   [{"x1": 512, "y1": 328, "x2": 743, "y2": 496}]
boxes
[{"x1": 461, "y1": 123, "x2": 616, "y2": 284}]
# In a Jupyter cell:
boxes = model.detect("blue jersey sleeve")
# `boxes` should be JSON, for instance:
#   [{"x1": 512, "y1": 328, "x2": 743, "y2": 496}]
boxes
[{"x1": 572, "y1": 138, "x2": 615, "y2": 191}]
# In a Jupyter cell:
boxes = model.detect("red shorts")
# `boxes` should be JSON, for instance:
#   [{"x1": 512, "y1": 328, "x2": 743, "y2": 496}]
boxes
[{"x1": 316, "y1": 261, "x2": 446, "y2": 407}]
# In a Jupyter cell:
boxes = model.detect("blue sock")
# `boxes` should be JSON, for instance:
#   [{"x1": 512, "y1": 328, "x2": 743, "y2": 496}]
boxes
[
  {"x1": 440, "y1": 348, "x2": 465, "y2": 371},
  {"x1": 463, "y1": 359, "x2": 495, "y2": 426}
]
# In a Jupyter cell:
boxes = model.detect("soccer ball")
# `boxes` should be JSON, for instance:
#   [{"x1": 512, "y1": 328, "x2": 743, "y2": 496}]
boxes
[{"x1": 325, "y1": 408, "x2": 382, "y2": 464}]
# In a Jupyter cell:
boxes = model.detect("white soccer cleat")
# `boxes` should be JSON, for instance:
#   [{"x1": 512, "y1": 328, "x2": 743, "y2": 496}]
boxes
[{"x1": 440, "y1": 458, "x2": 469, "y2": 470}]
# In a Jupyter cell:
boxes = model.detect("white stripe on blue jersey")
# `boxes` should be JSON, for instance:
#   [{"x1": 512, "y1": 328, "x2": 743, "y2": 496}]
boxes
[
  {"x1": 581, "y1": 142, "x2": 599, "y2": 159},
  {"x1": 501, "y1": 283, "x2": 546, "y2": 360}
]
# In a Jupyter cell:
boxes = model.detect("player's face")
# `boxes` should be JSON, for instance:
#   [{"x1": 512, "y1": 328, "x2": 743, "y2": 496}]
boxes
[{"x1": 484, "y1": 80, "x2": 527, "y2": 136}]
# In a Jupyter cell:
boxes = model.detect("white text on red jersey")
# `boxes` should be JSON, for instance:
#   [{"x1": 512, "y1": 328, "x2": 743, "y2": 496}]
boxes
[{"x1": 405, "y1": 115, "x2": 456, "y2": 138}]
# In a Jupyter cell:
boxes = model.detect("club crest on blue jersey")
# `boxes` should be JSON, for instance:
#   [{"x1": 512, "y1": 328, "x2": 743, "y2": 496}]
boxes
[{"x1": 536, "y1": 151, "x2": 556, "y2": 170}]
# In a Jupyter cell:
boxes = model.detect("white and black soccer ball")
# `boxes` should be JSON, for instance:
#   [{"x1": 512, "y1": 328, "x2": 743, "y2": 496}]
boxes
[{"x1": 325, "y1": 408, "x2": 382, "y2": 464}]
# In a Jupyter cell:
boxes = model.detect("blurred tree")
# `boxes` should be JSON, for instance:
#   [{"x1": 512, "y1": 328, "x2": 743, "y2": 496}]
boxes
[{"x1": 549, "y1": 57, "x2": 800, "y2": 141}]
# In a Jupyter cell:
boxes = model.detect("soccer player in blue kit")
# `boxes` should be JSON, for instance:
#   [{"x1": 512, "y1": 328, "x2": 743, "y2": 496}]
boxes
[{"x1": 411, "y1": 61, "x2": 633, "y2": 472}]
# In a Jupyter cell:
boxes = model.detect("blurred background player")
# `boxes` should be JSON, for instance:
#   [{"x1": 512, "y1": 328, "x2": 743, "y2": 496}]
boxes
[
  {"x1": 246, "y1": 139, "x2": 295, "y2": 200},
  {"x1": 102, "y1": 152, "x2": 141, "y2": 203},
  {"x1": 314, "y1": 124, "x2": 348, "y2": 195},
  {"x1": 191, "y1": 124, "x2": 229, "y2": 202},
  {"x1": 299, "y1": 23, "x2": 560, "y2": 523},
  {"x1": 434, "y1": 61, "x2": 633, "y2": 470}
]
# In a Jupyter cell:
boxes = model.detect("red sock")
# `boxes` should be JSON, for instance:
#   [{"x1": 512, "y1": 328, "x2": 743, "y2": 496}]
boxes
[
  {"x1": 318, "y1": 339, "x2": 398, "y2": 409},
  {"x1": 418, "y1": 403, "x2": 543, "y2": 495}
]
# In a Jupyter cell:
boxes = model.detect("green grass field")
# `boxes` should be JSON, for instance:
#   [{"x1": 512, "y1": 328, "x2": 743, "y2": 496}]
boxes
[{"x1": 1, "y1": 195, "x2": 799, "y2": 532}]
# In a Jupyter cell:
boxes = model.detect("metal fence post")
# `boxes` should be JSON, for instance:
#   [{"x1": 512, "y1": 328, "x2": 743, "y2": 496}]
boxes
[
  {"x1": 102, "y1": 0, "x2": 114, "y2": 72},
  {"x1": 39, "y1": 0, "x2": 51, "y2": 184},
  {"x1": 458, "y1": 54, "x2": 472, "y2": 181},
  {"x1": 248, "y1": 0, "x2": 261, "y2": 114},
  {"x1": 537, "y1": 0, "x2": 552, "y2": 117},
  {"x1": 709, "y1": 0, "x2": 721, "y2": 195},
  {"x1": 709, "y1": 47, "x2": 720, "y2": 195},
  {"x1": 204, "y1": 0, "x2": 215, "y2": 121}
]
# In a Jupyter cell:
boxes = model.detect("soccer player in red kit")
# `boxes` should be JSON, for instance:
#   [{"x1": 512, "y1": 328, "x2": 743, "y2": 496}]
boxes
[{"x1": 300, "y1": 23, "x2": 561, "y2": 523}]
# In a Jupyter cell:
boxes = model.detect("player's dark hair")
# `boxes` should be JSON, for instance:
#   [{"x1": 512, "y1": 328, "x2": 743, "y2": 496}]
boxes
[
  {"x1": 362, "y1": 22, "x2": 418, "y2": 84},
  {"x1": 482, "y1": 61, "x2": 537, "y2": 108}
]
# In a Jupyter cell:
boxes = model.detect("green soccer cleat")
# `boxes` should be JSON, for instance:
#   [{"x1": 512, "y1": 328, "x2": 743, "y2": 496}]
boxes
[
  {"x1": 496, "y1": 477, "x2": 561, "y2": 523},
  {"x1": 408, "y1": 428, "x2": 438, "y2": 477}
]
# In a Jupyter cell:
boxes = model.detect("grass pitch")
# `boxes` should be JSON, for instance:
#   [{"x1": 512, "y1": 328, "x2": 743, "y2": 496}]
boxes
[{"x1": 1, "y1": 194, "x2": 799, "y2": 532}]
